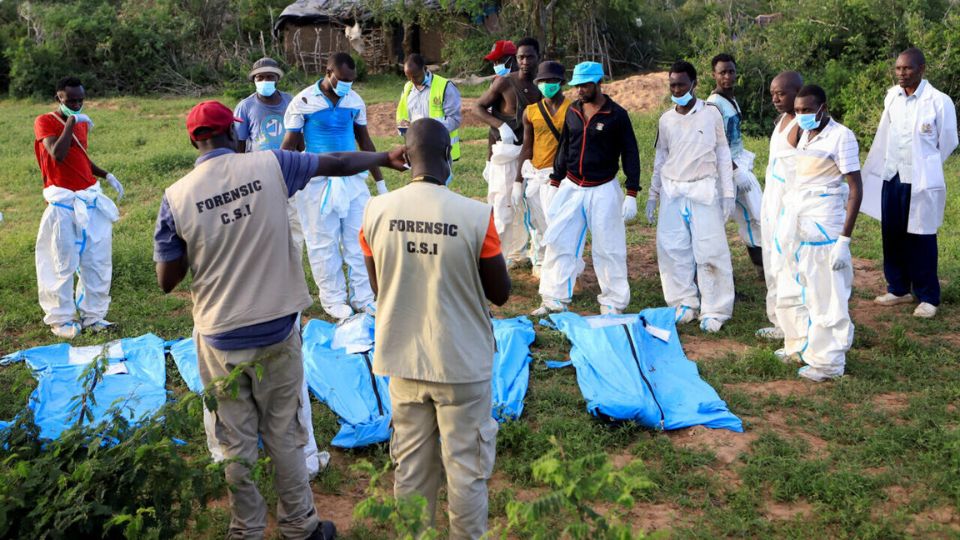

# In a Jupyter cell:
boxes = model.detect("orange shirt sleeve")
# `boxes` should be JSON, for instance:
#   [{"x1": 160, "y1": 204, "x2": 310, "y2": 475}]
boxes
[
  {"x1": 479, "y1": 212, "x2": 502, "y2": 259},
  {"x1": 358, "y1": 227, "x2": 372, "y2": 257},
  {"x1": 34, "y1": 114, "x2": 61, "y2": 141}
]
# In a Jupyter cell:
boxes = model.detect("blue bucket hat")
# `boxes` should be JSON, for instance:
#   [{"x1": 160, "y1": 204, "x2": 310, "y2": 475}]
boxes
[{"x1": 568, "y1": 61, "x2": 604, "y2": 86}]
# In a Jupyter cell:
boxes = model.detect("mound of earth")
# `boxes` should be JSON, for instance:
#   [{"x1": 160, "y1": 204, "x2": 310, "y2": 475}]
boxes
[{"x1": 364, "y1": 71, "x2": 669, "y2": 137}]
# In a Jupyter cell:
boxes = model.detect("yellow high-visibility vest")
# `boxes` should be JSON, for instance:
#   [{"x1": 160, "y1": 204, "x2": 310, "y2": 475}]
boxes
[{"x1": 396, "y1": 74, "x2": 461, "y2": 161}]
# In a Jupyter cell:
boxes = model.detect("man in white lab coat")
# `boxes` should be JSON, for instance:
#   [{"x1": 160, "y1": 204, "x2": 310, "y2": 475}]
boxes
[{"x1": 862, "y1": 47, "x2": 958, "y2": 319}]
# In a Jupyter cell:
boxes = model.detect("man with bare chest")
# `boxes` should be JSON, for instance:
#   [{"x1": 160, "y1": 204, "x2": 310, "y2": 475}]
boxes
[{"x1": 474, "y1": 37, "x2": 542, "y2": 268}]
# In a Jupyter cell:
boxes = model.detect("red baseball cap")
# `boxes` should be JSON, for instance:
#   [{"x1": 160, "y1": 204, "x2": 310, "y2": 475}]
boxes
[
  {"x1": 484, "y1": 40, "x2": 517, "y2": 62},
  {"x1": 186, "y1": 100, "x2": 243, "y2": 141}
]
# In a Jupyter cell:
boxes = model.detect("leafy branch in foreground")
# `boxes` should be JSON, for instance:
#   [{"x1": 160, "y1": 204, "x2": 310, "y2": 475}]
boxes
[
  {"x1": 351, "y1": 459, "x2": 439, "y2": 540},
  {"x1": 501, "y1": 435, "x2": 655, "y2": 540}
]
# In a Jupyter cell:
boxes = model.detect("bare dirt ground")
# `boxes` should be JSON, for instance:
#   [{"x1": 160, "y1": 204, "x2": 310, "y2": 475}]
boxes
[{"x1": 365, "y1": 72, "x2": 670, "y2": 137}]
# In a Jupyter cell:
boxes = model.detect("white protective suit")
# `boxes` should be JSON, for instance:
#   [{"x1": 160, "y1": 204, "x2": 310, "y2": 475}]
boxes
[
  {"x1": 36, "y1": 182, "x2": 118, "y2": 327},
  {"x1": 520, "y1": 160, "x2": 554, "y2": 270},
  {"x1": 650, "y1": 100, "x2": 735, "y2": 322},
  {"x1": 485, "y1": 143, "x2": 529, "y2": 265},
  {"x1": 772, "y1": 120, "x2": 859, "y2": 377},
  {"x1": 761, "y1": 116, "x2": 801, "y2": 329},
  {"x1": 732, "y1": 150, "x2": 764, "y2": 248},
  {"x1": 296, "y1": 173, "x2": 375, "y2": 314},
  {"x1": 538, "y1": 179, "x2": 629, "y2": 311},
  {"x1": 861, "y1": 80, "x2": 959, "y2": 235}
]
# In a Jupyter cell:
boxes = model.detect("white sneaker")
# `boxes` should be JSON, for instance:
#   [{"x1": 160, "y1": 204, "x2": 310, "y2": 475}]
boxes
[
  {"x1": 913, "y1": 302, "x2": 937, "y2": 318},
  {"x1": 874, "y1": 292, "x2": 914, "y2": 306},
  {"x1": 600, "y1": 305, "x2": 622, "y2": 315},
  {"x1": 675, "y1": 305, "x2": 697, "y2": 325},
  {"x1": 700, "y1": 318, "x2": 723, "y2": 333},
  {"x1": 774, "y1": 348, "x2": 801, "y2": 364},
  {"x1": 531, "y1": 301, "x2": 565, "y2": 317},
  {"x1": 325, "y1": 304, "x2": 354, "y2": 320},
  {"x1": 798, "y1": 365, "x2": 840, "y2": 382},
  {"x1": 756, "y1": 326, "x2": 785, "y2": 340},
  {"x1": 51, "y1": 322, "x2": 81, "y2": 339},
  {"x1": 83, "y1": 319, "x2": 114, "y2": 333}
]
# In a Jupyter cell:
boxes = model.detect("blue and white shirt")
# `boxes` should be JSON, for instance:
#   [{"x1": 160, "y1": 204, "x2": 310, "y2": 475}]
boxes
[
  {"x1": 707, "y1": 93, "x2": 744, "y2": 161},
  {"x1": 284, "y1": 82, "x2": 367, "y2": 153},
  {"x1": 233, "y1": 91, "x2": 293, "y2": 151}
]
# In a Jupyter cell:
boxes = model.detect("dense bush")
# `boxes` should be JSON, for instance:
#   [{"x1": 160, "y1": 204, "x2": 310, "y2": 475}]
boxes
[
  {"x1": 2, "y1": 0, "x2": 291, "y2": 97},
  {"x1": 0, "y1": 361, "x2": 225, "y2": 540}
]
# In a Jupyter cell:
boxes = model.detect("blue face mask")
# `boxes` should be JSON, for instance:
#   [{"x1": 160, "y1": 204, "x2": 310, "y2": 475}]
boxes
[
  {"x1": 445, "y1": 157, "x2": 454, "y2": 186},
  {"x1": 422, "y1": 71, "x2": 433, "y2": 86},
  {"x1": 797, "y1": 105, "x2": 824, "y2": 131},
  {"x1": 671, "y1": 91, "x2": 694, "y2": 106},
  {"x1": 255, "y1": 80, "x2": 276, "y2": 97},
  {"x1": 333, "y1": 79, "x2": 353, "y2": 97},
  {"x1": 494, "y1": 63, "x2": 510, "y2": 77}
]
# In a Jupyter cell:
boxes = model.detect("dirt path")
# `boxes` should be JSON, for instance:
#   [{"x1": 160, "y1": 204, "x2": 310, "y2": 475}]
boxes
[{"x1": 366, "y1": 72, "x2": 670, "y2": 137}]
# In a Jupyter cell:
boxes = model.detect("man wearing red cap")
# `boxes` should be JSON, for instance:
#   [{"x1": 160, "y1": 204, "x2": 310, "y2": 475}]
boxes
[
  {"x1": 473, "y1": 37, "x2": 542, "y2": 270},
  {"x1": 154, "y1": 100, "x2": 406, "y2": 540}
]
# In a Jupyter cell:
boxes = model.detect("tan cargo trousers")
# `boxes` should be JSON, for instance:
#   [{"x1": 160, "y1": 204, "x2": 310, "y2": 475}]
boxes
[
  {"x1": 197, "y1": 328, "x2": 320, "y2": 540},
  {"x1": 389, "y1": 377, "x2": 499, "y2": 540}
]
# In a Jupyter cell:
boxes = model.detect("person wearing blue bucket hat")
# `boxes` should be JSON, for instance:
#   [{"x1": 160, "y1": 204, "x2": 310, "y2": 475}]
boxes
[{"x1": 532, "y1": 61, "x2": 641, "y2": 316}]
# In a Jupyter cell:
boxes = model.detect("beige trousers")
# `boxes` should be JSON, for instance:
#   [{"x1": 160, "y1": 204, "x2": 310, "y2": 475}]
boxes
[
  {"x1": 389, "y1": 377, "x2": 499, "y2": 540},
  {"x1": 196, "y1": 328, "x2": 320, "y2": 540}
]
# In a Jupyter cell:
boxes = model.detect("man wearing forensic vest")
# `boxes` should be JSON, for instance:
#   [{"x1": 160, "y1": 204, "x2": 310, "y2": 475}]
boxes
[
  {"x1": 862, "y1": 47, "x2": 958, "y2": 319},
  {"x1": 396, "y1": 53, "x2": 462, "y2": 167},
  {"x1": 359, "y1": 118, "x2": 511, "y2": 539},
  {"x1": 154, "y1": 100, "x2": 406, "y2": 540}
]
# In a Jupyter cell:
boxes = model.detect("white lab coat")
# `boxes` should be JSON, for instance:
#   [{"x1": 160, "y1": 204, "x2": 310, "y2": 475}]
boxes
[{"x1": 862, "y1": 80, "x2": 958, "y2": 235}]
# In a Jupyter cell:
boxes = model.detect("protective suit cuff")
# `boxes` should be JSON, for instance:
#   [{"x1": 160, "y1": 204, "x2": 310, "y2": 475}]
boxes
[{"x1": 837, "y1": 235, "x2": 851, "y2": 245}]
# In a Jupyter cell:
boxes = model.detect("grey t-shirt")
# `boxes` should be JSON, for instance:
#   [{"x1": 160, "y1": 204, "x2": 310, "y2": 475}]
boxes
[{"x1": 233, "y1": 92, "x2": 293, "y2": 151}]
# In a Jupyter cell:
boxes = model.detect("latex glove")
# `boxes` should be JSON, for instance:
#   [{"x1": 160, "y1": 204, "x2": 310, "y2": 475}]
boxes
[
  {"x1": 830, "y1": 235, "x2": 852, "y2": 271},
  {"x1": 621, "y1": 195, "x2": 638, "y2": 222},
  {"x1": 106, "y1": 173, "x2": 124, "y2": 201},
  {"x1": 498, "y1": 122, "x2": 517, "y2": 145},
  {"x1": 511, "y1": 181, "x2": 525, "y2": 208},
  {"x1": 376, "y1": 180, "x2": 388, "y2": 195},
  {"x1": 645, "y1": 198, "x2": 657, "y2": 224},
  {"x1": 73, "y1": 113, "x2": 94, "y2": 127},
  {"x1": 734, "y1": 167, "x2": 752, "y2": 193},
  {"x1": 542, "y1": 184, "x2": 558, "y2": 212},
  {"x1": 721, "y1": 197, "x2": 735, "y2": 221}
]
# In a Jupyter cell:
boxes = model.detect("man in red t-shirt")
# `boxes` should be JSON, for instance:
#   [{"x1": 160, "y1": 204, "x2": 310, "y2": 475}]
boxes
[{"x1": 34, "y1": 76, "x2": 124, "y2": 339}]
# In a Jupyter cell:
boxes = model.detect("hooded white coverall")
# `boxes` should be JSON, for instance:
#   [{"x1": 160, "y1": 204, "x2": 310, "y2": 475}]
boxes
[
  {"x1": 761, "y1": 116, "x2": 801, "y2": 329},
  {"x1": 538, "y1": 180, "x2": 629, "y2": 311},
  {"x1": 520, "y1": 160, "x2": 557, "y2": 269},
  {"x1": 485, "y1": 143, "x2": 529, "y2": 264},
  {"x1": 650, "y1": 100, "x2": 735, "y2": 322},
  {"x1": 772, "y1": 119, "x2": 859, "y2": 377},
  {"x1": 36, "y1": 183, "x2": 118, "y2": 326}
]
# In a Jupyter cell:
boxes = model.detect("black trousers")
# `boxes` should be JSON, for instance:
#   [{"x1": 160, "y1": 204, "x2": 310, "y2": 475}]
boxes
[{"x1": 881, "y1": 174, "x2": 940, "y2": 305}]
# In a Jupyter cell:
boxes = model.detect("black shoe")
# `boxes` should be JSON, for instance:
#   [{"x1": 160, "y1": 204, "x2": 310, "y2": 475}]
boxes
[{"x1": 307, "y1": 520, "x2": 337, "y2": 540}]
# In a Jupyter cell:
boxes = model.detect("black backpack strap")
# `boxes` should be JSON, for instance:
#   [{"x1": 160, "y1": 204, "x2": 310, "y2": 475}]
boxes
[{"x1": 537, "y1": 100, "x2": 562, "y2": 142}]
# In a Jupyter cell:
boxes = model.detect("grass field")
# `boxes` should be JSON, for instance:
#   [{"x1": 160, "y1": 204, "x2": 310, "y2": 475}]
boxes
[{"x1": 1, "y1": 75, "x2": 960, "y2": 538}]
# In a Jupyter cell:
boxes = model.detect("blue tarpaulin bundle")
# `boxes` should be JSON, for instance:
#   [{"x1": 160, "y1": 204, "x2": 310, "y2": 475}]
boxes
[
  {"x1": 547, "y1": 308, "x2": 743, "y2": 432},
  {"x1": 491, "y1": 316, "x2": 536, "y2": 421},
  {"x1": 169, "y1": 315, "x2": 537, "y2": 448},
  {"x1": 0, "y1": 335, "x2": 168, "y2": 440},
  {"x1": 301, "y1": 315, "x2": 391, "y2": 448}
]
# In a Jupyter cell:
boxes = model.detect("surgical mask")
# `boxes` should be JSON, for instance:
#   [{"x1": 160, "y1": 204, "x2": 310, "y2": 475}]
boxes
[
  {"x1": 59, "y1": 102, "x2": 82, "y2": 116},
  {"x1": 333, "y1": 79, "x2": 353, "y2": 97},
  {"x1": 422, "y1": 72, "x2": 433, "y2": 86},
  {"x1": 494, "y1": 63, "x2": 510, "y2": 77},
  {"x1": 445, "y1": 158, "x2": 454, "y2": 186},
  {"x1": 538, "y1": 82, "x2": 561, "y2": 98},
  {"x1": 797, "y1": 105, "x2": 824, "y2": 131},
  {"x1": 255, "y1": 80, "x2": 276, "y2": 97},
  {"x1": 671, "y1": 91, "x2": 694, "y2": 106}
]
